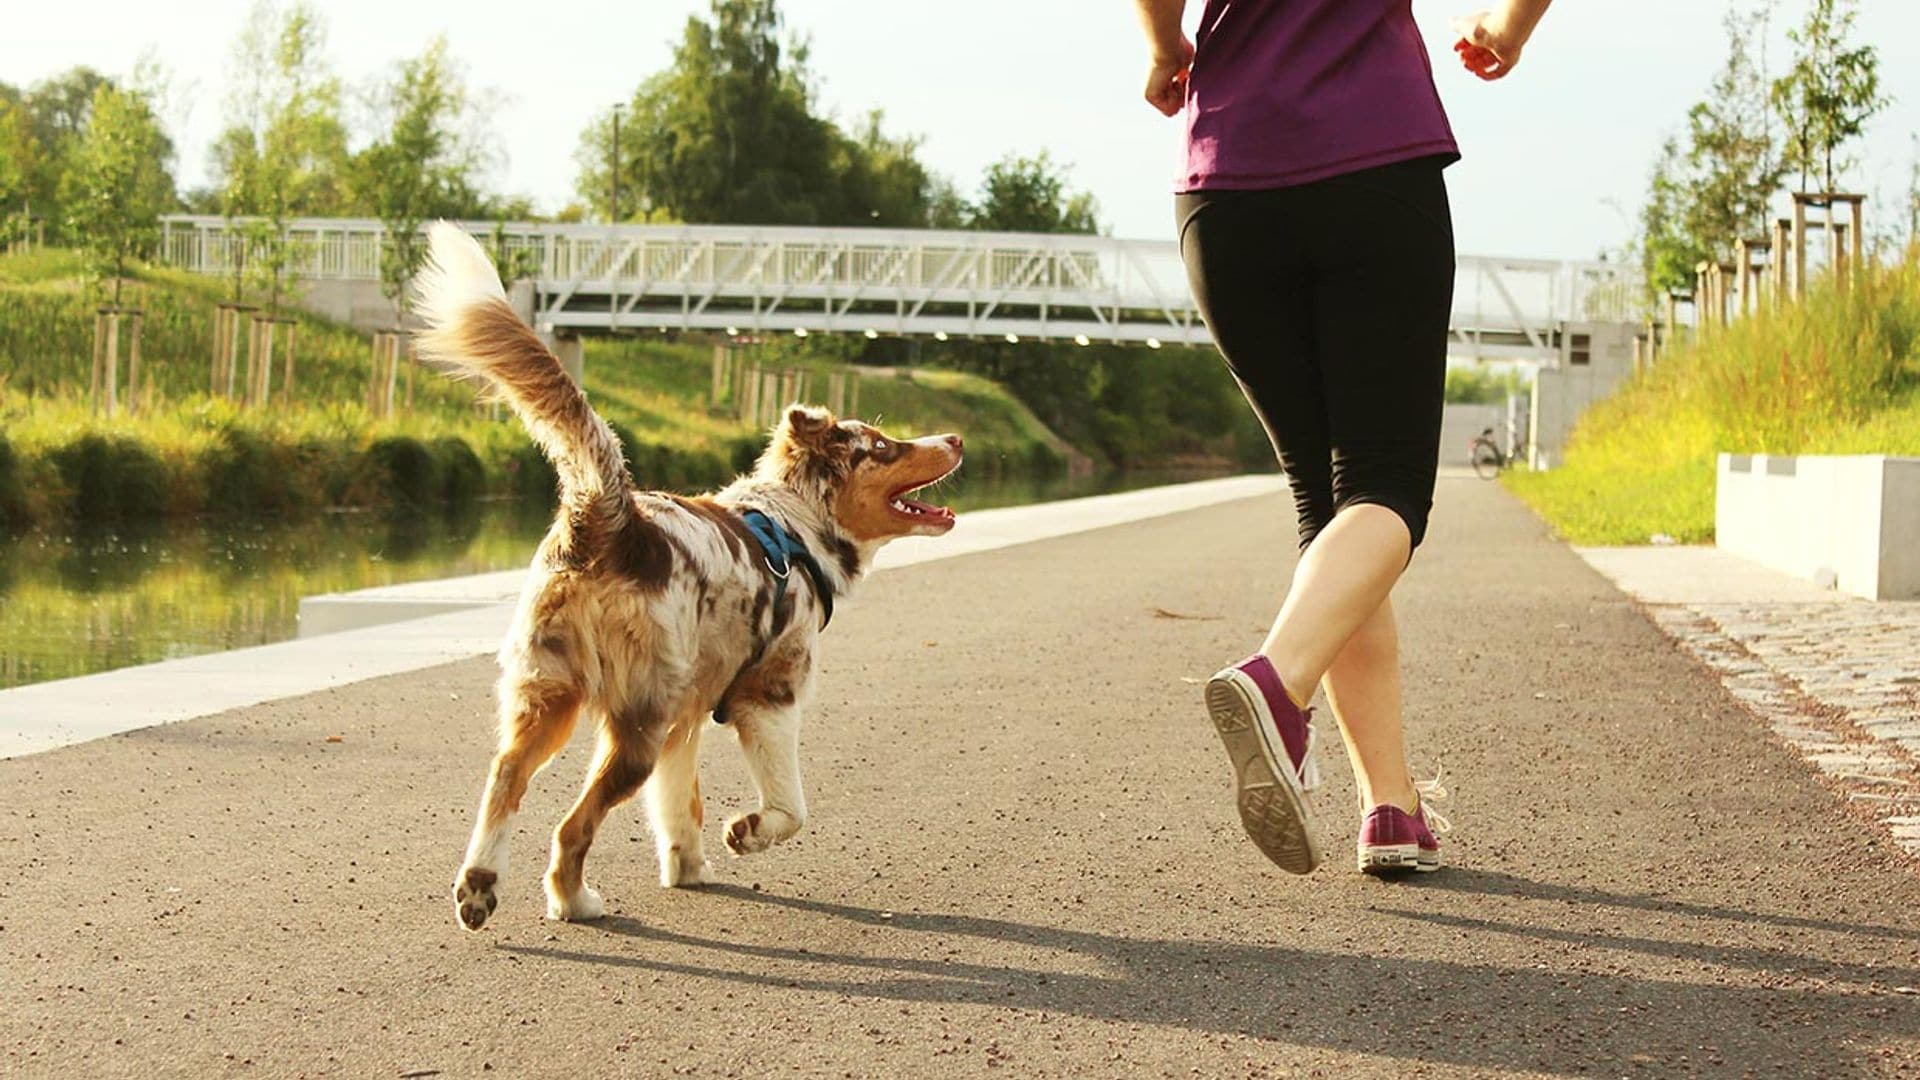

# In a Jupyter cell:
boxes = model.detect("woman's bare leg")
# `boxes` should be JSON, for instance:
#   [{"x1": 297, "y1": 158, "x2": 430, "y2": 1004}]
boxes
[
  {"x1": 1255, "y1": 502, "x2": 1417, "y2": 811},
  {"x1": 1319, "y1": 597, "x2": 1416, "y2": 813}
]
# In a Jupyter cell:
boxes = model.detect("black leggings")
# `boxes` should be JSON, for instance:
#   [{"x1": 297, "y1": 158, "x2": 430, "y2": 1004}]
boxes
[{"x1": 1177, "y1": 155, "x2": 1454, "y2": 550}]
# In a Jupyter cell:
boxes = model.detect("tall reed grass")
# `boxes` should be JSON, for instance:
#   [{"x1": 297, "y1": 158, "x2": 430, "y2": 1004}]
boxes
[{"x1": 1507, "y1": 256, "x2": 1920, "y2": 544}]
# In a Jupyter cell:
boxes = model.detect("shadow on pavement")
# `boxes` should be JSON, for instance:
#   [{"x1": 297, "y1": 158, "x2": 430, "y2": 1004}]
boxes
[
  {"x1": 1408, "y1": 867, "x2": 1920, "y2": 942},
  {"x1": 500, "y1": 882, "x2": 1920, "y2": 1076}
]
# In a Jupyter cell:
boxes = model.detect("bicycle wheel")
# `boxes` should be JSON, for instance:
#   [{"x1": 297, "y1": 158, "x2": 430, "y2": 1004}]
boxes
[
  {"x1": 1466, "y1": 440, "x2": 1497, "y2": 476},
  {"x1": 1470, "y1": 441, "x2": 1502, "y2": 480}
]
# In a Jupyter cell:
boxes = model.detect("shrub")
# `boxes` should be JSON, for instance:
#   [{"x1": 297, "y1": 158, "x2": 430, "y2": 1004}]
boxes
[
  {"x1": 363, "y1": 436, "x2": 442, "y2": 509},
  {"x1": 0, "y1": 434, "x2": 27, "y2": 530},
  {"x1": 49, "y1": 434, "x2": 170, "y2": 523},
  {"x1": 203, "y1": 427, "x2": 308, "y2": 516},
  {"x1": 432, "y1": 436, "x2": 488, "y2": 503}
]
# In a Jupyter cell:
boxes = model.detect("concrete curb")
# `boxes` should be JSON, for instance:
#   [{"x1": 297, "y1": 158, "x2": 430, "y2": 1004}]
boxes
[{"x1": 0, "y1": 474, "x2": 1285, "y2": 760}]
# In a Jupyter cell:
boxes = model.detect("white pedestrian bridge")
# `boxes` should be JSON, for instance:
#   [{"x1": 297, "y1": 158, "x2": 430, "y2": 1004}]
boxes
[{"x1": 160, "y1": 216, "x2": 1638, "y2": 362}]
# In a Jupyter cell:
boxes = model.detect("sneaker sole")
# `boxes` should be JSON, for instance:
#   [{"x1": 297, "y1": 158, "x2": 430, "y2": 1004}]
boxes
[
  {"x1": 1358, "y1": 843, "x2": 1441, "y2": 875},
  {"x1": 1205, "y1": 671, "x2": 1323, "y2": 875}
]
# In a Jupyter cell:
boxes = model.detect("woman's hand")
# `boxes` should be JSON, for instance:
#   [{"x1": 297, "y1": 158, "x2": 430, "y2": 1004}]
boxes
[
  {"x1": 1144, "y1": 36, "x2": 1194, "y2": 116},
  {"x1": 1451, "y1": 2, "x2": 1551, "y2": 81}
]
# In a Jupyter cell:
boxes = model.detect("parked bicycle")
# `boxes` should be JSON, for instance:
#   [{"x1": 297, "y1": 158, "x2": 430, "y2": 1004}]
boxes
[{"x1": 1468, "y1": 426, "x2": 1523, "y2": 479}]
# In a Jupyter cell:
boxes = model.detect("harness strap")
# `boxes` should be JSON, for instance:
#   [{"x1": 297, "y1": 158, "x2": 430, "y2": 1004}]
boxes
[
  {"x1": 741, "y1": 509, "x2": 834, "y2": 630},
  {"x1": 716, "y1": 509, "x2": 835, "y2": 726}
]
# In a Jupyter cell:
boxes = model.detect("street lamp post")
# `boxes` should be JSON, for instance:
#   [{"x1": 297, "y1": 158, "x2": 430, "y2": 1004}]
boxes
[{"x1": 610, "y1": 103, "x2": 625, "y2": 225}]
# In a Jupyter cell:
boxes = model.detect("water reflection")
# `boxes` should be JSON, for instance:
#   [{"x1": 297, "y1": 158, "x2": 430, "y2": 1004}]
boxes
[
  {"x1": 0, "y1": 502, "x2": 553, "y2": 689},
  {"x1": 0, "y1": 468, "x2": 1237, "y2": 689}
]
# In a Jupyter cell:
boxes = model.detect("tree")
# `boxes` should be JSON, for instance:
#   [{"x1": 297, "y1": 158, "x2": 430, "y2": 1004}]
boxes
[
  {"x1": 0, "y1": 100, "x2": 42, "y2": 241},
  {"x1": 1906, "y1": 134, "x2": 1920, "y2": 252},
  {"x1": 3, "y1": 68, "x2": 113, "y2": 240},
  {"x1": 212, "y1": 2, "x2": 352, "y2": 309},
  {"x1": 63, "y1": 84, "x2": 175, "y2": 305},
  {"x1": 1771, "y1": 0, "x2": 1887, "y2": 192},
  {"x1": 1635, "y1": 9, "x2": 1783, "y2": 297},
  {"x1": 578, "y1": 0, "x2": 939, "y2": 226},
  {"x1": 833, "y1": 112, "x2": 940, "y2": 227},
  {"x1": 1639, "y1": 138, "x2": 1702, "y2": 296},
  {"x1": 969, "y1": 152, "x2": 1101, "y2": 234},
  {"x1": 352, "y1": 36, "x2": 495, "y2": 317},
  {"x1": 1680, "y1": 9, "x2": 1785, "y2": 259}
]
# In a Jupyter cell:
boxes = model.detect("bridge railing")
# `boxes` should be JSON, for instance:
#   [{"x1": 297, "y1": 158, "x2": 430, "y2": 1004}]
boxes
[{"x1": 158, "y1": 216, "x2": 1638, "y2": 358}]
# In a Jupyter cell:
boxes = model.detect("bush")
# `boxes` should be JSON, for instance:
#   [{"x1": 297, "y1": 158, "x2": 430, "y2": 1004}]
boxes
[
  {"x1": 432, "y1": 436, "x2": 488, "y2": 504},
  {"x1": 49, "y1": 434, "x2": 170, "y2": 523},
  {"x1": 505, "y1": 444, "x2": 558, "y2": 503},
  {"x1": 363, "y1": 436, "x2": 442, "y2": 509},
  {"x1": 204, "y1": 427, "x2": 308, "y2": 516},
  {"x1": 0, "y1": 434, "x2": 28, "y2": 529}
]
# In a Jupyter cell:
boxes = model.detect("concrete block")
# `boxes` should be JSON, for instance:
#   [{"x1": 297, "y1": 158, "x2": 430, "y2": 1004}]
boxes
[{"x1": 1716, "y1": 453, "x2": 1920, "y2": 600}]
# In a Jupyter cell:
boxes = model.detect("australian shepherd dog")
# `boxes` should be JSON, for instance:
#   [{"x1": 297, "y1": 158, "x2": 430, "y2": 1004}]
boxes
[{"x1": 412, "y1": 224, "x2": 962, "y2": 930}]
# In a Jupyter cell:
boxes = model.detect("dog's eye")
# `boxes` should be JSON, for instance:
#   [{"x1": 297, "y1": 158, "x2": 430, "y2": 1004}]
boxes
[{"x1": 872, "y1": 439, "x2": 888, "y2": 452}]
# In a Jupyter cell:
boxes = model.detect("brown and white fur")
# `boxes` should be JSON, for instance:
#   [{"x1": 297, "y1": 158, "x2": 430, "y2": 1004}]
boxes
[{"x1": 413, "y1": 223, "x2": 962, "y2": 931}]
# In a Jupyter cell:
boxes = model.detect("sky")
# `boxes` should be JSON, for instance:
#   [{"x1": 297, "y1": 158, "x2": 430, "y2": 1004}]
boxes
[{"x1": 6, "y1": 1, "x2": 1920, "y2": 261}]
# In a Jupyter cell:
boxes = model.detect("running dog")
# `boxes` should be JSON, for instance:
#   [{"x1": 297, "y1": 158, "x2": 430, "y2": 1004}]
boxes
[{"x1": 413, "y1": 223, "x2": 962, "y2": 931}]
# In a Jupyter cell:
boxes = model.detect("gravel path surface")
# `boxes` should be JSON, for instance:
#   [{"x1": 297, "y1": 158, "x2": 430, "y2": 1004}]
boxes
[{"x1": 5, "y1": 478, "x2": 1919, "y2": 1078}]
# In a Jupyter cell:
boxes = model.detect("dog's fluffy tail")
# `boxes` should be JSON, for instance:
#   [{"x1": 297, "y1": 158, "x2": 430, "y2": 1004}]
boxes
[{"x1": 414, "y1": 222, "x2": 631, "y2": 529}]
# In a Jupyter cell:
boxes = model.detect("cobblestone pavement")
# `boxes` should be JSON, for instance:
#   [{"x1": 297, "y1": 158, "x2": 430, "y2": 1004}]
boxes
[{"x1": 1645, "y1": 600, "x2": 1920, "y2": 859}]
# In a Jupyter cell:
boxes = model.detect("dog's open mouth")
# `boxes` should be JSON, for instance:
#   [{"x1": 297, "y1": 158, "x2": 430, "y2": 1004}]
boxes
[{"x1": 886, "y1": 472, "x2": 958, "y2": 525}]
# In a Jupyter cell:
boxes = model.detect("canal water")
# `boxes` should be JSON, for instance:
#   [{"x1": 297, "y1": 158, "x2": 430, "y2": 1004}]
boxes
[{"x1": 0, "y1": 469, "x2": 1232, "y2": 690}]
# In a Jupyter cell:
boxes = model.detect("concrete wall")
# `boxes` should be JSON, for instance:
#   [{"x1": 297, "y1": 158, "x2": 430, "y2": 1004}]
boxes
[
  {"x1": 1528, "y1": 321, "x2": 1636, "y2": 469},
  {"x1": 1716, "y1": 453, "x2": 1920, "y2": 600}
]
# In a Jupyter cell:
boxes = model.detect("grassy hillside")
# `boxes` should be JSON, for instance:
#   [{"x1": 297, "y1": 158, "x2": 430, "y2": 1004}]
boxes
[
  {"x1": 0, "y1": 250, "x2": 1082, "y2": 527},
  {"x1": 1506, "y1": 256, "x2": 1920, "y2": 544}
]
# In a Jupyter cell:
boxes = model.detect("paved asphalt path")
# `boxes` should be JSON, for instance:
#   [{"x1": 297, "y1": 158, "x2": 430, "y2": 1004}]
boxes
[{"x1": 5, "y1": 478, "x2": 1919, "y2": 1078}]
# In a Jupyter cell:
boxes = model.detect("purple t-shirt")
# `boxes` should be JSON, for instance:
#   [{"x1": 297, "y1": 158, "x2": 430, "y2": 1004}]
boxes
[{"x1": 1179, "y1": 0, "x2": 1459, "y2": 191}]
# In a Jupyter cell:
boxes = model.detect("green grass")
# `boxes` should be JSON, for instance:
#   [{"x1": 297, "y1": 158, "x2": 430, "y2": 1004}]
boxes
[
  {"x1": 1506, "y1": 256, "x2": 1920, "y2": 545},
  {"x1": 0, "y1": 249, "x2": 1078, "y2": 527}
]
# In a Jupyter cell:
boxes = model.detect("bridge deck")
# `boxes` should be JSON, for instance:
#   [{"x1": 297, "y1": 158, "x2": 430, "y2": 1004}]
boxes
[{"x1": 160, "y1": 216, "x2": 1639, "y2": 360}]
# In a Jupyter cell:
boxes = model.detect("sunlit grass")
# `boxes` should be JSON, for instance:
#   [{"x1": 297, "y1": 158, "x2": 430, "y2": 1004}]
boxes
[
  {"x1": 0, "y1": 248, "x2": 1077, "y2": 525},
  {"x1": 1506, "y1": 256, "x2": 1920, "y2": 545}
]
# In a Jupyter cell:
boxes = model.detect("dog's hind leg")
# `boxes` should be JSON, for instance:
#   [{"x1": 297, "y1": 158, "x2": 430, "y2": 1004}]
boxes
[
  {"x1": 545, "y1": 724, "x2": 656, "y2": 921},
  {"x1": 454, "y1": 675, "x2": 581, "y2": 932},
  {"x1": 645, "y1": 718, "x2": 715, "y2": 888}
]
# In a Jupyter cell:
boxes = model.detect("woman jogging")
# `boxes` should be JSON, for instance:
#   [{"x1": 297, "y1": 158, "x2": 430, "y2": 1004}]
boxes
[{"x1": 1133, "y1": 0, "x2": 1553, "y2": 875}]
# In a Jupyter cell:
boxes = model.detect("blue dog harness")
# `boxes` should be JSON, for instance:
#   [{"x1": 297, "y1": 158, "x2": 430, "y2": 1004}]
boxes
[
  {"x1": 713, "y1": 510, "x2": 835, "y2": 727},
  {"x1": 740, "y1": 509, "x2": 835, "y2": 630}
]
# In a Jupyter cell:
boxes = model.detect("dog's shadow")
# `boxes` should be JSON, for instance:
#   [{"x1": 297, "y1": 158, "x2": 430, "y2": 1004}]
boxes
[{"x1": 499, "y1": 871, "x2": 1920, "y2": 1074}]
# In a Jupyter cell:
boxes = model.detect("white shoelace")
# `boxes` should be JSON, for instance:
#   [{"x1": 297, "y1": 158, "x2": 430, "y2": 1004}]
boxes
[
  {"x1": 1298, "y1": 718, "x2": 1323, "y2": 791},
  {"x1": 1413, "y1": 766, "x2": 1452, "y2": 834}
]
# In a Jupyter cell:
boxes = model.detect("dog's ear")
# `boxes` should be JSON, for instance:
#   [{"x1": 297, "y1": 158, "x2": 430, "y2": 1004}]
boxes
[
  {"x1": 760, "y1": 404, "x2": 851, "y2": 482},
  {"x1": 782, "y1": 405, "x2": 835, "y2": 443}
]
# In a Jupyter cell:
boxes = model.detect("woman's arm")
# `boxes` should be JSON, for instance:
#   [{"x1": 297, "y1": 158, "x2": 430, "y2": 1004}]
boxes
[
  {"x1": 1135, "y1": 0, "x2": 1192, "y2": 116},
  {"x1": 1452, "y1": 0, "x2": 1553, "y2": 81}
]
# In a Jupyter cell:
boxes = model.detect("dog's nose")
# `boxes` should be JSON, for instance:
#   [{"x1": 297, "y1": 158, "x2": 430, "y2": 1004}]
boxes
[{"x1": 945, "y1": 434, "x2": 963, "y2": 453}]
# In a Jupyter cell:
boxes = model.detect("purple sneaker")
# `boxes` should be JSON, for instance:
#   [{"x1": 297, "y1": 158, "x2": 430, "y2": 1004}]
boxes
[
  {"x1": 1204, "y1": 655, "x2": 1324, "y2": 874},
  {"x1": 1357, "y1": 796, "x2": 1446, "y2": 875}
]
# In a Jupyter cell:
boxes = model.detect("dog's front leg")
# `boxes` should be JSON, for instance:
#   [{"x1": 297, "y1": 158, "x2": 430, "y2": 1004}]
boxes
[{"x1": 724, "y1": 696, "x2": 809, "y2": 856}]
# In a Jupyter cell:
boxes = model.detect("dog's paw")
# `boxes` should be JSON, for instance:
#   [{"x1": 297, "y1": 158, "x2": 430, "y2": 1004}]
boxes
[
  {"x1": 664, "y1": 841, "x2": 718, "y2": 883},
  {"x1": 453, "y1": 867, "x2": 499, "y2": 931},
  {"x1": 661, "y1": 845, "x2": 716, "y2": 888},
  {"x1": 546, "y1": 884, "x2": 606, "y2": 922},
  {"x1": 724, "y1": 809, "x2": 799, "y2": 856}
]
